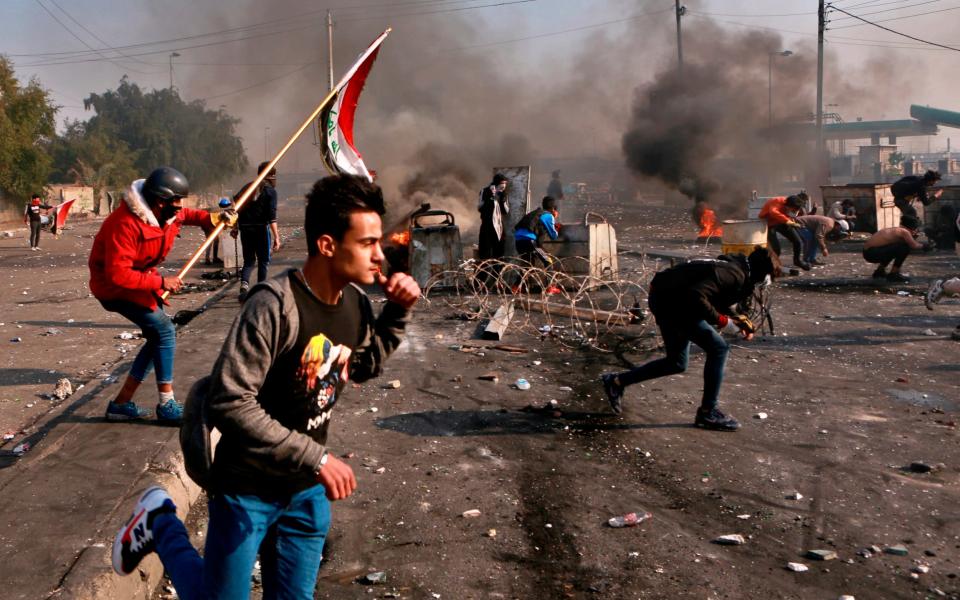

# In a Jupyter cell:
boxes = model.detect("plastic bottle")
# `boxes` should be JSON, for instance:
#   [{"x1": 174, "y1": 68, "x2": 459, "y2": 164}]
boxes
[{"x1": 607, "y1": 511, "x2": 652, "y2": 528}]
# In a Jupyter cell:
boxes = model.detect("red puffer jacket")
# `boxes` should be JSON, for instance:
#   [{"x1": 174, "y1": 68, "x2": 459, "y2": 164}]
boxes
[{"x1": 89, "y1": 181, "x2": 213, "y2": 310}]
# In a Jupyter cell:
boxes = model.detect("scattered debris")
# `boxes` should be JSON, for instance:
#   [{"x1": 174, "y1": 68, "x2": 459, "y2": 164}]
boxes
[
  {"x1": 884, "y1": 545, "x2": 909, "y2": 556},
  {"x1": 786, "y1": 491, "x2": 804, "y2": 501},
  {"x1": 806, "y1": 549, "x2": 837, "y2": 561},
  {"x1": 921, "y1": 329, "x2": 938, "y2": 337},
  {"x1": 374, "y1": 467, "x2": 386, "y2": 474},
  {"x1": 41, "y1": 328, "x2": 62, "y2": 336},
  {"x1": 907, "y1": 461, "x2": 943, "y2": 474},
  {"x1": 736, "y1": 514, "x2": 751, "y2": 520},
  {"x1": 52, "y1": 378, "x2": 73, "y2": 401},
  {"x1": 607, "y1": 511, "x2": 652, "y2": 528},
  {"x1": 785, "y1": 562, "x2": 809, "y2": 572},
  {"x1": 357, "y1": 571, "x2": 387, "y2": 585},
  {"x1": 485, "y1": 529, "x2": 497, "y2": 538},
  {"x1": 838, "y1": 596, "x2": 855, "y2": 600},
  {"x1": 3, "y1": 433, "x2": 15, "y2": 441},
  {"x1": 912, "y1": 564, "x2": 930, "y2": 575},
  {"x1": 754, "y1": 412, "x2": 768, "y2": 420},
  {"x1": 712, "y1": 534, "x2": 745, "y2": 546},
  {"x1": 895, "y1": 376, "x2": 909, "y2": 383},
  {"x1": 116, "y1": 331, "x2": 140, "y2": 340},
  {"x1": 384, "y1": 380, "x2": 401, "y2": 389},
  {"x1": 10, "y1": 337, "x2": 21, "y2": 343},
  {"x1": 514, "y1": 378, "x2": 531, "y2": 391},
  {"x1": 12, "y1": 442, "x2": 30, "y2": 456},
  {"x1": 462, "y1": 509, "x2": 481, "y2": 518},
  {"x1": 482, "y1": 301, "x2": 514, "y2": 341},
  {"x1": 478, "y1": 373, "x2": 499, "y2": 383}
]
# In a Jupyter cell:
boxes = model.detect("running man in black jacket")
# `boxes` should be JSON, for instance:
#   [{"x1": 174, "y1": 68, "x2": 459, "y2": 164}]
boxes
[
  {"x1": 601, "y1": 247, "x2": 781, "y2": 431},
  {"x1": 892, "y1": 170, "x2": 941, "y2": 217}
]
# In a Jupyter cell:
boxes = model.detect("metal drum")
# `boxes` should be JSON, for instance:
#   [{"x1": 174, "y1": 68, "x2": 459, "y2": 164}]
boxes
[{"x1": 409, "y1": 210, "x2": 463, "y2": 288}]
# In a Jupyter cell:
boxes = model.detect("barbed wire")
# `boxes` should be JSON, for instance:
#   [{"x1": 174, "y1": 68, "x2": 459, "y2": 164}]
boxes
[{"x1": 420, "y1": 254, "x2": 776, "y2": 358}]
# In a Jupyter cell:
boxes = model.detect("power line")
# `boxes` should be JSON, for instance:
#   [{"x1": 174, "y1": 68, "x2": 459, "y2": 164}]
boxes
[
  {"x1": 830, "y1": 0, "x2": 943, "y2": 21},
  {"x1": 18, "y1": 0, "x2": 537, "y2": 68},
  {"x1": 827, "y1": 3, "x2": 960, "y2": 50},
  {"x1": 9, "y1": 0, "x2": 529, "y2": 60},
  {"x1": 30, "y1": 0, "x2": 155, "y2": 74},
  {"x1": 828, "y1": 3, "x2": 960, "y2": 29}
]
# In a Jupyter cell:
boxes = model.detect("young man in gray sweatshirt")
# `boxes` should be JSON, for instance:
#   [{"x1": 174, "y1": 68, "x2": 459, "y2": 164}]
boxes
[{"x1": 110, "y1": 174, "x2": 420, "y2": 599}]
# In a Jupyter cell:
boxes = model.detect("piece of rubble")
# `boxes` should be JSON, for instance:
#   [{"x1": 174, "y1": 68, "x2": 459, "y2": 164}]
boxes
[
  {"x1": 116, "y1": 331, "x2": 139, "y2": 340},
  {"x1": 383, "y1": 380, "x2": 401, "y2": 389},
  {"x1": 907, "y1": 461, "x2": 943, "y2": 474},
  {"x1": 786, "y1": 491, "x2": 804, "y2": 501},
  {"x1": 754, "y1": 412, "x2": 768, "y2": 420},
  {"x1": 712, "y1": 534, "x2": 745, "y2": 546},
  {"x1": 478, "y1": 373, "x2": 499, "y2": 383},
  {"x1": 374, "y1": 467, "x2": 386, "y2": 474},
  {"x1": 357, "y1": 571, "x2": 386, "y2": 585},
  {"x1": 895, "y1": 376, "x2": 909, "y2": 383},
  {"x1": 884, "y1": 545, "x2": 909, "y2": 556},
  {"x1": 10, "y1": 337, "x2": 21, "y2": 343},
  {"x1": 838, "y1": 596, "x2": 855, "y2": 600},
  {"x1": 485, "y1": 529, "x2": 497, "y2": 538},
  {"x1": 785, "y1": 562, "x2": 808, "y2": 572},
  {"x1": 607, "y1": 511, "x2": 652, "y2": 528},
  {"x1": 462, "y1": 509, "x2": 481, "y2": 518},
  {"x1": 912, "y1": 564, "x2": 930, "y2": 574},
  {"x1": 12, "y1": 442, "x2": 30, "y2": 456},
  {"x1": 42, "y1": 328, "x2": 62, "y2": 336},
  {"x1": 921, "y1": 329, "x2": 937, "y2": 337},
  {"x1": 514, "y1": 378, "x2": 531, "y2": 391},
  {"x1": 806, "y1": 549, "x2": 837, "y2": 561},
  {"x1": 52, "y1": 378, "x2": 73, "y2": 401}
]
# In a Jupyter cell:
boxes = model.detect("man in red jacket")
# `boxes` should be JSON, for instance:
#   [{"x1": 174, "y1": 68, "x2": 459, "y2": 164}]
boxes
[
  {"x1": 89, "y1": 167, "x2": 233, "y2": 423},
  {"x1": 759, "y1": 194, "x2": 809, "y2": 270}
]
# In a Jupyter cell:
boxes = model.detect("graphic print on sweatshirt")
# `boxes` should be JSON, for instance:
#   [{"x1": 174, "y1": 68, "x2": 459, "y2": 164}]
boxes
[{"x1": 297, "y1": 333, "x2": 352, "y2": 431}]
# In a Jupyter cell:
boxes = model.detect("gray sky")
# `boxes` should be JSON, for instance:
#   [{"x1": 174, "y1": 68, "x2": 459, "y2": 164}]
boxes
[{"x1": 2, "y1": 0, "x2": 958, "y2": 170}]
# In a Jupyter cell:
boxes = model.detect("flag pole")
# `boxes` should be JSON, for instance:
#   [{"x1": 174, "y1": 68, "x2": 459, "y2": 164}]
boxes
[{"x1": 162, "y1": 28, "x2": 391, "y2": 300}]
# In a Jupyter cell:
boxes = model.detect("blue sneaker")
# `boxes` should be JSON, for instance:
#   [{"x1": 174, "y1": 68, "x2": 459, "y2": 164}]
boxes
[
  {"x1": 112, "y1": 486, "x2": 176, "y2": 575},
  {"x1": 156, "y1": 399, "x2": 183, "y2": 424},
  {"x1": 105, "y1": 401, "x2": 152, "y2": 421}
]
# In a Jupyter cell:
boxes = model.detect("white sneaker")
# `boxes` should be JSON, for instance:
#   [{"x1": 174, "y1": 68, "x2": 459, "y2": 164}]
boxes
[
  {"x1": 926, "y1": 279, "x2": 945, "y2": 310},
  {"x1": 112, "y1": 486, "x2": 176, "y2": 575}
]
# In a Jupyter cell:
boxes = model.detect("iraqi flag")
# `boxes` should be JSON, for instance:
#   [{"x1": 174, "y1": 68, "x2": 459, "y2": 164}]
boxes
[
  {"x1": 319, "y1": 29, "x2": 390, "y2": 182},
  {"x1": 51, "y1": 199, "x2": 75, "y2": 235}
]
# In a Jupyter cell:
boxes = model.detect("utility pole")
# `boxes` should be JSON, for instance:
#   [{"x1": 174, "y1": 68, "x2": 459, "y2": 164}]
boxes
[
  {"x1": 675, "y1": 1, "x2": 685, "y2": 73},
  {"x1": 815, "y1": 0, "x2": 826, "y2": 183},
  {"x1": 327, "y1": 10, "x2": 335, "y2": 91}
]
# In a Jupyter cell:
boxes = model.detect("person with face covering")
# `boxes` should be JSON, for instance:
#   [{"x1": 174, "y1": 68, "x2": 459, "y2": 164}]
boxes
[
  {"x1": 478, "y1": 173, "x2": 510, "y2": 261},
  {"x1": 88, "y1": 167, "x2": 236, "y2": 423}
]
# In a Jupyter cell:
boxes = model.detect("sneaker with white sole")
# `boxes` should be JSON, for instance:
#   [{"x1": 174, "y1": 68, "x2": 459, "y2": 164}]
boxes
[
  {"x1": 105, "y1": 401, "x2": 152, "y2": 421},
  {"x1": 926, "y1": 279, "x2": 945, "y2": 310},
  {"x1": 112, "y1": 486, "x2": 176, "y2": 575}
]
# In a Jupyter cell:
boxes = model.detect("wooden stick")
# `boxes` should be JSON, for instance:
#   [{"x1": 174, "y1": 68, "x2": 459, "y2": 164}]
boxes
[
  {"x1": 514, "y1": 298, "x2": 633, "y2": 326},
  {"x1": 162, "y1": 28, "x2": 392, "y2": 300}
]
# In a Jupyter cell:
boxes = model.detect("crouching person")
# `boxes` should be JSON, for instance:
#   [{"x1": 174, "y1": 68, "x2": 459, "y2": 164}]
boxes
[
  {"x1": 600, "y1": 247, "x2": 781, "y2": 431},
  {"x1": 110, "y1": 175, "x2": 420, "y2": 598},
  {"x1": 863, "y1": 214, "x2": 932, "y2": 283}
]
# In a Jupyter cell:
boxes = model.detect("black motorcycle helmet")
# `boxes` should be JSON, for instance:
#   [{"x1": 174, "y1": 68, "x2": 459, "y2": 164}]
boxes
[{"x1": 142, "y1": 167, "x2": 189, "y2": 205}]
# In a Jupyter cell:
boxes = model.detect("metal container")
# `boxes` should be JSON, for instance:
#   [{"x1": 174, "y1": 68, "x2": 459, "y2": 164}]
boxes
[
  {"x1": 821, "y1": 183, "x2": 911, "y2": 233},
  {"x1": 721, "y1": 219, "x2": 767, "y2": 255},
  {"x1": 409, "y1": 210, "x2": 463, "y2": 288},
  {"x1": 540, "y1": 212, "x2": 618, "y2": 286}
]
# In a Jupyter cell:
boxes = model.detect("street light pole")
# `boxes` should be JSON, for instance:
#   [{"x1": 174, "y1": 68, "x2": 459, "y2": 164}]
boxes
[
  {"x1": 169, "y1": 52, "x2": 181, "y2": 91},
  {"x1": 768, "y1": 50, "x2": 793, "y2": 128},
  {"x1": 675, "y1": 0, "x2": 685, "y2": 73}
]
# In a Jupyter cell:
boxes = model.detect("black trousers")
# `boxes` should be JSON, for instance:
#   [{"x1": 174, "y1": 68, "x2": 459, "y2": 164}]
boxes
[
  {"x1": 767, "y1": 223, "x2": 804, "y2": 262},
  {"x1": 894, "y1": 197, "x2": 918, "y2": 218},
  {"x1": 29, "y1": 221, "x2": 41, "y2": 248},
  {"x1": 863, "y1": 241, "x2": 911, "y2": 269}
]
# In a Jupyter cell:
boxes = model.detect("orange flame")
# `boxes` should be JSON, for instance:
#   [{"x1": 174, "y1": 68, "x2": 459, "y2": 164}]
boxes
[
  {"x1": 390, "y1": 230, "x2": 411, "y2": 246},
  {"x1": 698, "y1": 207, "x2": 723, "y2": 238}
]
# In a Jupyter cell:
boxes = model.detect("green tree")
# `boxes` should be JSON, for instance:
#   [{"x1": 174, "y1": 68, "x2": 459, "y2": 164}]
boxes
[
  {"x1": 0, "y1": 56, "x2": 57, "y2": 205},
  {"x1": 81, "y1": 78, "x2": 247, "y2": 192},
  {"x1": 49, "y1": 120, "x2": 138, "y2": 213}
]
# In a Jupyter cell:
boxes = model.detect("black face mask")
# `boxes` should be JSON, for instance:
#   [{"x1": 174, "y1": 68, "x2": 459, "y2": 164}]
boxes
[{"x1": 159, "y1": 202, "x2": 182, "y2": 223}]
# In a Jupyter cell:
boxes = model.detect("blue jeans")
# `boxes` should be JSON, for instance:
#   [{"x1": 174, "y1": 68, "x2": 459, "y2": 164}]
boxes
[
  {"x1": 798, "y1": 228, "x2": 818, "y2": 263},
  {"x1": 154, "y1": 484, "x2": 331, "y2": 600},
  {"x1": 240, "y1": 225, "x2": 271, "y2": 285},
  {"x1": 617, "y1": 311, "x2": 729, "y2": 411},
  {"x1": 100, "y1": 299, "x2": 176, "y2": 384}
]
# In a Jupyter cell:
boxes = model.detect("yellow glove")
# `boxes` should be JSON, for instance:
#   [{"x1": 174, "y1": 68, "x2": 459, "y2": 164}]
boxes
[
  {"x1": 731, "y1": 314, "x2": 755, "y2": 334},
  {"x1": 214, "y1": 208, "x2": 238, "y2": 228},
  {"x1": 786, "y1": 220, "x2": 803, "y2": 228}
]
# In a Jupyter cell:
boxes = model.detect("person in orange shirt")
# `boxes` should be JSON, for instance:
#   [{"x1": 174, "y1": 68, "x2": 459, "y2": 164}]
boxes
[{"x1": 759, "y1": 194, "x2": 809, "y2": 270}]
